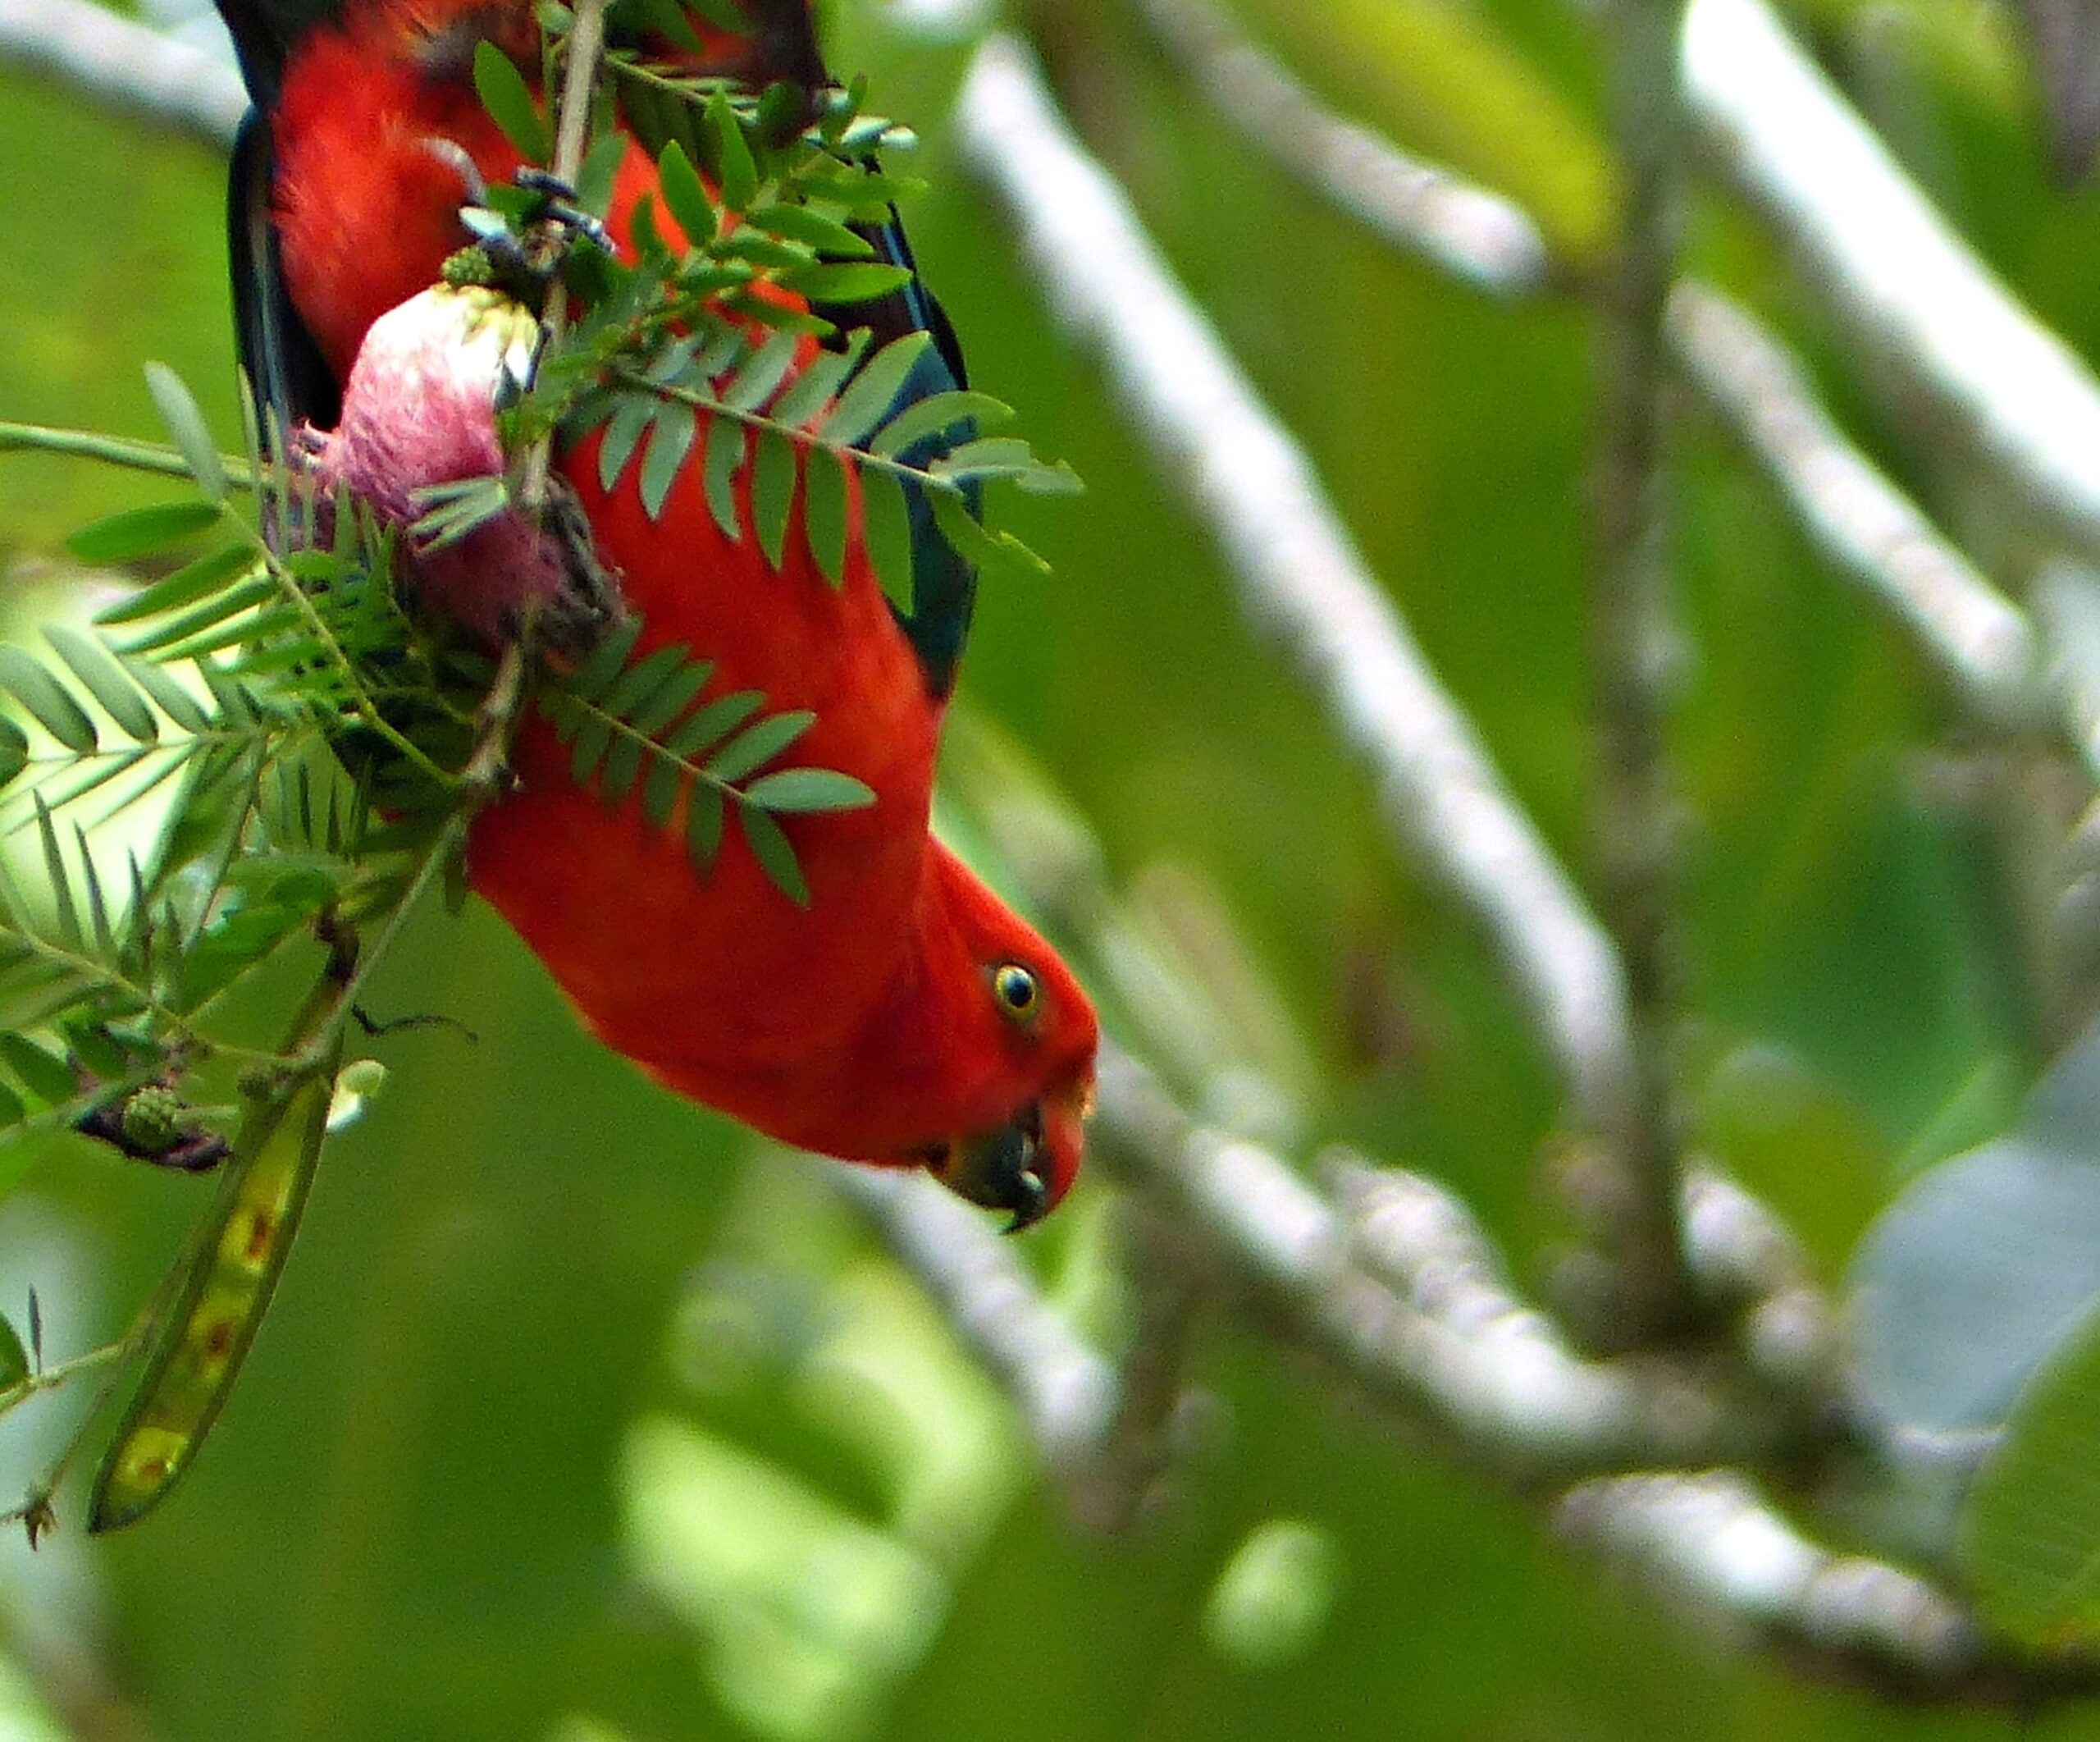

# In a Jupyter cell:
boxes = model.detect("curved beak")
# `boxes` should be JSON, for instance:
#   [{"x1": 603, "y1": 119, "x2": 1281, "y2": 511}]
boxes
[
  {"x1": 928, "y1": 1078, "x2": 1093, "y2": 1234},
  {"x1": 938, "y1": 1107, "x2": 1051, "y2": 1233}
]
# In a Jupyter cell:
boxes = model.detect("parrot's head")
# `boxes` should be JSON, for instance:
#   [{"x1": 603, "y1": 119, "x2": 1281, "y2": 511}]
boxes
[{"x1": 902, "y1": 848, "x2": 1099, "y2": 1232}]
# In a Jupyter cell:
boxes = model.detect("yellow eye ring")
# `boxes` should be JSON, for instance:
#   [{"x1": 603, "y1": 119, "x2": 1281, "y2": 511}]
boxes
[{"x1": 993, "y1": 962, "x2": 1041, "y2": 1021}]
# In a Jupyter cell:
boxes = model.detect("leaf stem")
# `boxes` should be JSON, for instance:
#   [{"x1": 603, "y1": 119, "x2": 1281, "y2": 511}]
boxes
[
  {"x1": 0, "y1": 1337, "x2": 126, "y2": 1418},
  {"x1": 610, "y1": 366, "x2": 972, "y2": 493},
  {"x1": 0, "y1": 422, "x2": 254, "y2": 488},
  {"x1": 519, "y1": 0, "x2": 612, "y2": 516},
  {"x1": 244, "y1": 529, "x2": 459, "y2": 789},
  {"x1": 0, "y1": 921, "x2": 205, "y2": 1051},
  {"x1": 287, "y1": 640, "x2": 529, "y2": 1082},
  {"x1": 546, "y1": 685, "x2": 764, "y2": 808}
]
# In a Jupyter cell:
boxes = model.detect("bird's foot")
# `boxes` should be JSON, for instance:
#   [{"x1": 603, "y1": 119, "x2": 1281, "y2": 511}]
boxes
[
  {"x1": 448, "y1": 164, "x2": 614, "y2": 304},
  {"x1": 520, "y1": 478, "x2": 630, "y2": 660}
]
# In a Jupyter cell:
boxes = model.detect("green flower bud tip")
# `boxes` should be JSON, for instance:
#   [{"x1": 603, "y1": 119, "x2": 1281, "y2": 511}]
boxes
[{"x1": 120, "y1": 1084, "x2": 189, "y2": 1156}]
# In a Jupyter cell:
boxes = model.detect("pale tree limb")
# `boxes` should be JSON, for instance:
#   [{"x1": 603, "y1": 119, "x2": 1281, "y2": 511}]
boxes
[
  {"x1": 833, "y1": 1151, "x2": 1216, "y2": 1535},
  {"x1": 1125, "y1": 0, "x2": 2058, "y2": 749},
  {"x1": 1683, "y1": 0, "x2": 2100, "y2": 563},
  {"x1": 1586, "y1": 0, "x2": 1700, "y2": 1333},
  {"x1": 956, "y1": 34, "x2": 1642, "y2": 1157},
  {"x1": 1666, "y1": 284, "x2": 2045, "y2": 735},
  {"x1": 0, "y1": 0, "x2": 244, "y2": 147},
  {"x1": 1559, "y1": 1472, "x2": 2100, "y2": 1700},
  {"x1": 826, "y1": 1168, "x2": 1118, "y2": 1473},
  {"x1": 1131, "y1": 0, "x2": 1550, "y2": 298},
  {"x1": 1091, "y1": 1049, "x2": 1773, "y2": 1479},
  {"x1": 838, "y1": 1045, "x2": 1791, "y2": 1480},
  {"x1": 1078, "y1": 1196, "x2": 1211, "y2": 1533}
]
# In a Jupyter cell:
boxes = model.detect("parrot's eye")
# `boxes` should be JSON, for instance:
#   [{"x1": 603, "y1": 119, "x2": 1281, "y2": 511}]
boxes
[{"x1": 992, "y1": 962, "x2": 1041, "y2": 1022}]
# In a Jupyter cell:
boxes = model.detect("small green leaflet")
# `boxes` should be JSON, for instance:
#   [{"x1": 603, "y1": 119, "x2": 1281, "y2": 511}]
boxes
[
  {"x1": 472, "y1": 41, "x2": 549, "y2": 165},
  {"x1": 656, "y1": 141, "x2": 719, "y2": 249},
  {"x1": 0, "y1": 1314, "x2": 25, "y2": 1392},
  {"x1": 68, "y1": 501, "x2": 222, "y2": 567},
  {"x1": 707, "y1": 91, "x2": 759, "y2": 213},
  {"x1": 144, "y1": 363, "x2": 228, "y2": 505},
  {"x1": 541, "y1": 618, "x2": 873, "y2": 905},
  {"x1": 410, "y1": 477, "x2": 510, "y2": 551}
]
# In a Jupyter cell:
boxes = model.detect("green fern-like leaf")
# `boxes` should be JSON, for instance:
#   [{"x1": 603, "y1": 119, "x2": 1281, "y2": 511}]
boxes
[{"x1": 540, "y1": 624, "x2": 872, "y2": 901}]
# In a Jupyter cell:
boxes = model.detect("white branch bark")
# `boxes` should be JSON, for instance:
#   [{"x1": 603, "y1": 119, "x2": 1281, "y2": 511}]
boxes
[
  {"x1": 1127, "y1": 0, "x2": 2058, "y2": 746},
  {"x1": 1133, "y1": 0, "x2": 1549, "y2": 297},
  {"x1": 1093, "y1": 1049, "x2": 1760, "y2": 1475},
  {"x1": 1668, "y1": 281, "x2": 2044, "y2": 730},
  {"x1": 1684, "y1": 0, "x2": 2100, "y2": 560},
  {"x1": 0, "y1": 0, "x2": 244, "y2": 147},
  {"x1": 828, "y1": 1167, "x2": 1117, "y2": 1468},
  {"x1": 956, "y1": 35, "x2": 1641, "y2": 1147},
  {"x1": 1558, "y1": 1472, "x2": 2100, "y2": 1698}
]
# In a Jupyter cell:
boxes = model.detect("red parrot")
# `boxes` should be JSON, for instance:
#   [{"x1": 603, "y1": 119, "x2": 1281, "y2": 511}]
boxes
[{"x1": 209, "y1": 0, "x2": 1098, "y2": 1226}]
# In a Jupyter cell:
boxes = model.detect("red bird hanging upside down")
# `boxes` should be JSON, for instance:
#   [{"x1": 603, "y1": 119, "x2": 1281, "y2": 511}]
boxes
[{"x1": 210, "y1": 0, "x2": 1099, "y2": 1226}]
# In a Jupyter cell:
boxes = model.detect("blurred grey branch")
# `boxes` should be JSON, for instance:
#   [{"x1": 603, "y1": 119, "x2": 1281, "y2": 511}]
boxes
[
  {"x1": 1560, "y1": 1472, "x2": 2100, "y2": 1699},
  {"x1": 1132, "y1": 0, "x2": 1550, "y2": 297},
  {"x1": 1667, "y1": 286, "x2": 2045, "y2": 734},
  {"x1": 1127, "y1": 0, "x2": 2061, "y2": 749},
  {"x1": 1685, "y1": 0, "x2": 2100, "y2": 563},
  {"x1": 1587, "y1": 0, "x2": 1699, "y2": 1330},
  {"x1": 827, "y1": 1167, "x2": 1117, "y2": 1469},
  {"x1": 956, "y1": 34, "x2": 1642, "y2": 1158},
  {"x1": 0, "y1": 0, "x2": 244, "y2": 145}
]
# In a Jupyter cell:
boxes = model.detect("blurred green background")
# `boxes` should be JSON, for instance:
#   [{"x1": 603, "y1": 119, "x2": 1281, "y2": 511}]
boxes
[{"x1": 1, "y1": 0, "x2": 2093, "y2": 1734}]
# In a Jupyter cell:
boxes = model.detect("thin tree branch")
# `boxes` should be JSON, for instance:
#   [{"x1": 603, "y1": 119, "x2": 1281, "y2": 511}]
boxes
[
  {"x1": 956, "y1": 34, "x2": 1643, "y2": 1153},
  {"x1": 1092, "y1": 1048, "x2": 1766, "y2": 1478},
  {"x1": 1683, "y1": 0, "x2": 2100, "y2": 563},
  {"x1": 1667, "y1": 283, "x2": 2045, "y2": 734},
  {"x1": 1588, "y1": 0, "x2": 1699, "y2": 1333},
  {"x1": 1559, "y1": 1472, "x2": 2100, "y2": 1703},
  {"x1": 1080, "y1": 1196, "x2": 1212, "y2": 1533},
  {"x1": 518, "y1": 0, "x2": 607, "y2": 515},
  {"x1": 0, "y1": 0, "x2": 244, "y2": 148},
  {"x1": 1125, "y1": 0, "x2": 2061, "y2": 749},
  {"x1": 827, "y1": 1167, "x2": 1118, "y2": 1470},
  {"x1": 1131, "y1": 0, "x2": 1550, "y2": 298}
]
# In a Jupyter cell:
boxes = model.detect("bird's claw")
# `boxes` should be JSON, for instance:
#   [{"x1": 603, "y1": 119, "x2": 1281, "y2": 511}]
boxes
[
  {"x1": 510, "y1": 168, "x2": 614, "y2": 253},
  {"x1": 453, "y1": 165, "x2": 614, "y2": 300},
  {"x1": 523, "y1": 478, "x2": 630, "y2": 661}
]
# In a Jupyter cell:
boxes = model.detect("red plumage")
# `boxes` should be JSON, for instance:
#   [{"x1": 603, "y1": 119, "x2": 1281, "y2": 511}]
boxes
[{"x1": 253, "y1": 0, "x2": 1098, "y2": 1219}]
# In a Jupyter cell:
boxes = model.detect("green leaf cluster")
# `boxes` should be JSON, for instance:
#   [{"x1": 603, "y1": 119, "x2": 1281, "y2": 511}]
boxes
[
  {"x1": 0, "y1": 408, "x2": 436, "y2": 1134},
  {"x1": 0, "y1": 6, "x2": 1073, "y2": 1540},
  {"x1": 540, "y1": 617, "x2": 874, "y2": 906},
  {"x1": 495, "y1": 23, "x2": 1080, "y2": 600}
]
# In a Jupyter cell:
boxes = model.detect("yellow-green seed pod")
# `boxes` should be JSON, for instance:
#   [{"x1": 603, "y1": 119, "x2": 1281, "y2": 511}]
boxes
[{"x1": 88, "y1": 1046, "x2": 340, "y2": 1534}]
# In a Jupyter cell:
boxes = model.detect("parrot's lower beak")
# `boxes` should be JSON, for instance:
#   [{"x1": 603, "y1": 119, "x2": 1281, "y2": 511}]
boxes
[
  {"x1": 938, "y1": 1107, "x2": 1051, "y2": 1233},
  {"x1": 929, "y1": 1077, "x2": 1093, "y2": 1233}
]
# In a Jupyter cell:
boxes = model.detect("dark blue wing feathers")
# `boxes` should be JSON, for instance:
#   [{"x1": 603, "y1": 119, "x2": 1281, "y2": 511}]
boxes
[
  {"x1": 228, "y1": 111, "x2": 340, "y2": 446},
  {"x1": 827, "y1": 208, "x2": 979, "y2": 702}
]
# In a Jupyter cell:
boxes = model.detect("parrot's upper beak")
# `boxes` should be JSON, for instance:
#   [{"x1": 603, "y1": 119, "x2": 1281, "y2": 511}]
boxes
[{"x1": 929, "y1": 1076, "x2": 1093, "y2": 1233}]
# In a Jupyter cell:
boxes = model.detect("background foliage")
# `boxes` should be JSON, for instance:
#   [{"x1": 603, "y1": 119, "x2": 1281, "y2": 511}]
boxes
[{"x1": 2, "y1": 0, "x2": 2097, "y2": 1735}]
